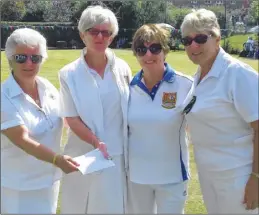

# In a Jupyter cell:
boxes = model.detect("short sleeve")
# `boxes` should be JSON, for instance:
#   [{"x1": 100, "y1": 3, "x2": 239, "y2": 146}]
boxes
[
  {"x1": 1, "y1": 93, "x2": 24, "y2": 130},
  {"x1": 119, "y1": 59, "x2": 132, "y2": 86},
  {"x1": 58, "y1": 73, "x2": 79, "y2": 117},
  {"x1": 232, "y1": 65, "x2": 259, "y2": 123},
  {"x1": 126, "y1": 62, "x2": 133, "y2": 82}
]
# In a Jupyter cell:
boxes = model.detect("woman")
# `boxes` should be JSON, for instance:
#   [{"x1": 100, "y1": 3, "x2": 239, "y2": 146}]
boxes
[
  {"x1": 1, "y1": 28, "x2": 79, "y2": 214},
  {"x1": 59, "y1": 5, "x2": 132, "y2": 214},
  {"x1": 181, "y1": 9, "x2": 258, "y2": 214},
  {"x1": 127, "y1": 24, "x2": 192, "y2": 214}
]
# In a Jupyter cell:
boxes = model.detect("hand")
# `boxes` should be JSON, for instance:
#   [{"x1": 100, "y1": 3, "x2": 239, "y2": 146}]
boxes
[
  {"x1": 243, "y1": 175, "x2": 259, "y2": 210},
  {"x1": 55, "y1": 155, "x2": 80, "y2": 174},
  {"x1": 95, "y1": 141, "x2": 110, "y2": 159}
]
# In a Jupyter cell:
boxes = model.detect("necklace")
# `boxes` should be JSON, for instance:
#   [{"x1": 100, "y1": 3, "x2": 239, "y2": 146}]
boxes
[{"x1": 29, "y1": 84, "x2": 41, "y2": 106}]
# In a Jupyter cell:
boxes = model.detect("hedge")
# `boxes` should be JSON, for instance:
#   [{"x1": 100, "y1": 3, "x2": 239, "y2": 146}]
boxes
[
  {"x1": 1, "y1": 22, "x2": 139, "y2": 49},
  {"x1": 1, "y1": 23, "x2": 84, "y2": 49}
]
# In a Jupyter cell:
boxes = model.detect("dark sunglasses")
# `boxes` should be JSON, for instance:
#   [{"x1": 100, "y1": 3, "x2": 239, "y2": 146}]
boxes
[
  {"x1": 182, "y1": 96, "x2": 196, "y2": 114},
  {"x1": 13, "y1": 54, "x2": 43, "y2": 64},
  {"x1": 181, "y1": 34, "x2": 212, "y2": 46},
  {"x1": 86, "y1": 28, "x2": 112, "y2": 37},
  {"x1": 135, "y1": 43, "x2": 162, "y2": 57}
]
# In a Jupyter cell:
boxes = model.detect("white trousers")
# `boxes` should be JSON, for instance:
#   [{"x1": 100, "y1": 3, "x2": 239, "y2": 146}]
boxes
[
  {"x1": 198, "y1": 171, "x2": 259, "y2": 214},
  {"x1": 60, "y1": 155, "x2": 126, "y2": 214},
  {"x1": 1, "y1": 181, "x2": 60, "y2": 214},
  {"x1": 127, "y1": 180, "x2": 188, "y2": 214}
]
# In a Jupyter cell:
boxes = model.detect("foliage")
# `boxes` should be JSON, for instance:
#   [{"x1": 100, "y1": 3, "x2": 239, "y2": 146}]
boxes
[
  {"x1": 43, "y1": 1, "x2": 75, "y2": 22},
  {"x1": 230, "y1": 48, "x2": 241, "y2": 55},
  {"x1": 138, "y1": 1, "x2": 167, "y2": 25},
  {"x1": 249, "y1": 0, "x2": 259, "y2": 25},
  {"x1": 222, "y1": 39, "x2": 232, "y2": 53},
  {"x1": 70, "y1": 0, "x2": 91, "y2": 24},
  {"x1": 1, "y1": 0, "x2": 26, "y2": 21},
  {"x1": 22, "y1": 0, "x2": 49, "y2": 21},
  {"x1": 206, "y1": 5, "x2": 225, "y2": 29},
  {"x1": 167, "y1": 6, "x2": 192, "y2": 29},
  {"x1": 22, "y1": 0, "x2": 80, "y2": 22},
  {"x1": 220, "y1": 33, "x2": 255, "y2": 50},
  {"x1": 1, "y1": 25, "x2": 81, "y2": 49}
]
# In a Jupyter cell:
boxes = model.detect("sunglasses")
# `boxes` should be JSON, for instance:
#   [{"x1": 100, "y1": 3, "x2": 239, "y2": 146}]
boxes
[
  {"x1": 86, "y1": 28, "x2": 112, "y2": 37},
  {"x1": 13, "y1": 54, "x2": 43, "y2": 64},
  {"x1": 181, "y1": 34, "x2": 212, "y2": 46},
  {"x1": 182, "y1": 96, "x2": 196, "y2": 114},
  {"x1": 135, "y1": 43, "x2": 162, "y2": 57}
]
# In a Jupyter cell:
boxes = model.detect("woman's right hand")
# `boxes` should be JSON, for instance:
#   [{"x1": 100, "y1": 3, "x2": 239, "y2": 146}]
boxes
[{"x1": 55, "y1": 155, "x2": 80, "y2": 174}]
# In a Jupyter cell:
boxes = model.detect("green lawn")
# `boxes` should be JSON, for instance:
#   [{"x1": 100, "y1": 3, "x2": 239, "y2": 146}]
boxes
[
  {"x1": 1, "y1": 49, "x2": 258, "y2": 214},
  {"x1": 220, "y1": 33, "x2": 256, "y2": 50}
]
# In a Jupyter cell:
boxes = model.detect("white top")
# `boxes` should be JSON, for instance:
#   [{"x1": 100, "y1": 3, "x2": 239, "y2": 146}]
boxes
[
  {"x1": 59, "y1": 48, "x2": 131, "y2": 167},
  {"x1": 86, "y1": 61, "x2": 124, "y2": 155},
  {"x1": 128, "y1": 63, "x2": 192, "y2": 184},
  {"x1": 1, "y1": 74, "x2": 63, "y2": 190},
  {"x1": 184, "y1": 48, "x2": 259, "y2": 175}
]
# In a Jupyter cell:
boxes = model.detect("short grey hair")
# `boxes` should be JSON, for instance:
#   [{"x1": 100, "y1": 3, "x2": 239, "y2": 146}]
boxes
[
  {"x1": 180, "y1": 9, "x2": 221, "y2": 38},
  {"x1": 5, "y1": 28, "x2": 48, "y2": 68},
  {"x1": 78, "y1": 5, "x2": 119, "y2": 37}
]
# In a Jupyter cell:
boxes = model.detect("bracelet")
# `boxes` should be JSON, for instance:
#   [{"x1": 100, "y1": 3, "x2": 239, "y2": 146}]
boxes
[
  {"x1": 52, "y1": 154, "x2": 59, "y2": 166},
  {"x1": 251, "y1": 172, "x2": 259, "y2": 178}
]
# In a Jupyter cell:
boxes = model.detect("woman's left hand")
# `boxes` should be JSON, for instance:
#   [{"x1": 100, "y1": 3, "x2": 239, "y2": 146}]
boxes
[
  {"x1": 96, "y1": 141, "x2": 110, "y2": 159},
  {"x1": 243, "y1": 175, "x2": 258, "y2": 210}
]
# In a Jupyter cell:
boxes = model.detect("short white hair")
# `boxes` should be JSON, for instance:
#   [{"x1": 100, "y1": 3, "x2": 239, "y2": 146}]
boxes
[
  {"x1": 78, "y1": 5, "x2": 119, "y2": 37},
  {"x1": 5, "y1": 28, "x2": 48, "y2": 64},
  {"x1": 180, "y1": 9, "x2": 221, "y2": 38}
]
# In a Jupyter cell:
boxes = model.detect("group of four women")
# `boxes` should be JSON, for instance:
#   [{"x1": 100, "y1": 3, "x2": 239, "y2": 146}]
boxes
[{"x1": 1, "y1": 5, "x2": 258, "y2": 214}]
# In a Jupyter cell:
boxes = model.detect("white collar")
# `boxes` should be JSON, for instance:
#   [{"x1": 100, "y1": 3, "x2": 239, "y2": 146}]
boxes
[
  {"x1": 80, "y1": 47, "x2": 116, "y2": 73},
  {"x1": 4, "y1": 73, "x2": 47, "y2": 98},
  {"x1": 194, "y1": 47, "x2": 231, "y2": 84}
]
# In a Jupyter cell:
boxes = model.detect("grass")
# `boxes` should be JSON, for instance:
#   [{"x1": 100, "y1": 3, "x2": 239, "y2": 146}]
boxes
[
  {"x1": 220, "y1": 33, "x2": 256, "y2": 50},
  {"x1": 1, "y1": 49, "x2": 258, "y2": 214}
]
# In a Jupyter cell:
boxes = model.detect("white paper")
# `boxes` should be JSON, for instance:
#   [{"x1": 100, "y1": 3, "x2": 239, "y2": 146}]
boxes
[{"x1": 73, "y1": 149, "x2": 115, "y2": 175}]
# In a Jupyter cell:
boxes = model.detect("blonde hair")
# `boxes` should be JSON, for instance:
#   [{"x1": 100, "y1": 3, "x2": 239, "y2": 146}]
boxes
[
  {"x1": 132, "y1": 24, "x2": 170, "y2": 56},
  {"x1": 180, "y1": 9, "x2": 221, "y2": 38}
]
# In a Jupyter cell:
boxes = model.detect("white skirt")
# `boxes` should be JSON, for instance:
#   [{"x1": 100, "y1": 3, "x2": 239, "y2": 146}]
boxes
[
  {"x1": 60, "y1": 155, "x2": 127, "y2": 214},
  {"x1": 1, "y1": 181, "x2": 60, "y2": 214}
]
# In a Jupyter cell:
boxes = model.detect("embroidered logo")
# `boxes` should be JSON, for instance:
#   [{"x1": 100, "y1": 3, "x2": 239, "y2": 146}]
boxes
[{"x1": 161, "y1": 92, "x2": 177, "y2": 109}]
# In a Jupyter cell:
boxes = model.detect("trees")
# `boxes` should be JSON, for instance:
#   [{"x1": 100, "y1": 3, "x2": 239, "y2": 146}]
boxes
[
  {"x1": 22, "y1": 0, "x2": 50, "y2": 22},
  {"x1": 138, "y1": 1, "x2": 168, "y2": 25},
  {"x1": 249, "y1": 0, "x2": 259, "y2": 25},
  {"x1": 43, "y1": 1, "x2": 74, "y2": 22},
  {"x1": 167, "y1": 6, "x2": 191, "y2": 29},
  {"x1": 0, "y1": 0, "x2": 190, "y2": 29},
  {"x1": 206, "y1": 5, "x2": 225, "y2": 29},
  {"x1": 20, "y1": 0, "x2": 78, "y2": 22},
  {"x1": 1, "y1": 0, "x2": 26, "y2": 21},
  {"x1": 114, "y1": 1, "x2": 140, "y2": 30}
]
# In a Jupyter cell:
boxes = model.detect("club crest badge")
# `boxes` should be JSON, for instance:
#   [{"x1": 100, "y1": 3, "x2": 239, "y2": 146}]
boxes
[{"x1": 162, "y1": 92, "x2": 177, "y2": 109}]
